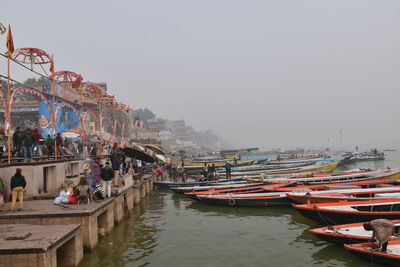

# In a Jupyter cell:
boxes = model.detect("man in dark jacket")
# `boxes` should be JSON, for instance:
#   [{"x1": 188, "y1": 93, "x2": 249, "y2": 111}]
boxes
[
  {"x1": 110, "y1": 147, "x2": 123, "y2": 187},
  {"x1": 45, "y1": 135, "x2": 54, "y2": 156},
  {"x1": 225, "y1": 162, "x2": 232, "y2": 179},
  {"x1": 10, "y1": 168, "x2": 27, "y2": 211},
  {"x1": 55, "y1": 133, "x2": 63, "y2": 155},
  {"x1": 12, "y1": 127, "x2": 22, "y2": 157},
  {"x1": 22, "y1": 129, "x2": 35, "y2": 162},
  {"x1": 101, "y1": 162, "x2": 114, "y2": 197}
]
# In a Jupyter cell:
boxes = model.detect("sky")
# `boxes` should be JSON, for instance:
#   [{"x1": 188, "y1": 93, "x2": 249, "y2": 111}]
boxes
[{"x1": 1, "y1": 0, "x2": 400, "y2": 151}]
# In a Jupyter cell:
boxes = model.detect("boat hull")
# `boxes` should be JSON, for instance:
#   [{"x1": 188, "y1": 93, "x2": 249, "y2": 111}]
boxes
[
  {"x1": 197, "y1": 195, "x2": 292, "y2": 207},
  {"x1": 309, "y1": 221, "x2": 400, "y2": 245},
  {"x1": 294, "y1": 205, "x2": 400, "y2": 224},
  {"x1": 344, "y1": 241, "x2": 400, "y2": 266},
  {"x1": 154, "y1": 177, "x2": 244, "y2": 188}
]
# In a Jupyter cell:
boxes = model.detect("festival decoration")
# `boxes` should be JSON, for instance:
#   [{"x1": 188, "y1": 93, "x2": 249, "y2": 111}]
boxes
[
  {"x1": 53, "y1": 70, "x2": 82, "y2": 83},
  {"x1": 11, "y1": 47, "x2": 51, "y2": 65},
  {"x1": 0, "y1": 23, "x2": 6, "y2": 35}
]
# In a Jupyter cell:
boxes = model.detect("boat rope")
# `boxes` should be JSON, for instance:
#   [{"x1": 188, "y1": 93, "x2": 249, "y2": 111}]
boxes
[{"x1": 316, "y1": 209, "x2": 338, "y2": 229}]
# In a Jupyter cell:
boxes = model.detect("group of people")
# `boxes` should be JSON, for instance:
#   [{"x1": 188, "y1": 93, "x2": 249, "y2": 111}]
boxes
[
  {"x1": 1, "y1": 126, "x2": 114, "y2": 160},
  {"x1": 0, "y1": 126, "x2": 67, "y2": 161},
  {"x1": 200, "y1": 163, "x2": 220, "y2": 181}
]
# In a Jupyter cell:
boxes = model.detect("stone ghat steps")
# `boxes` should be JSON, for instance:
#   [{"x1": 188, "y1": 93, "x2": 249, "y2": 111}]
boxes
[{"x1": 0, "y1": 171, "x2": 163, "y2": 267}]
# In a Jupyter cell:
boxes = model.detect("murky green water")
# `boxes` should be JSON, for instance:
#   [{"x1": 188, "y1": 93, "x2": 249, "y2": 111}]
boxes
[{"x1": 80, "y1": 152, "x2": 400, "y2": 267}]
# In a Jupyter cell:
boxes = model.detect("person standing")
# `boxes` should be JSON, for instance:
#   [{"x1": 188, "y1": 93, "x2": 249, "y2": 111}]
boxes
[
  {"x1": 55, "y1": 133, "x2": 63, "y2": 155},
  {"x1": 0, "y1": 130, "x2": 6, "y2": 158},
  {"x1": 22, "y1": 128, "x2": 34, "y2": 162},
  {"x1": 10, "y1": 168, "x2": 26, "y2": 211},
  {"x1": 12, "y1": 127, "x2": 22, "y2": 157},
  {"x1": 45, "y1": 135, "x2": 54, "y2": 156},
  {"x1": 94, "y1": 137, "x2": 102, "y2": 157},
  {"x1": 363, "y1": 219, "x2": 395, "y2": 252},
  {"x1": 210, "y1": 164, "x2": 216, "y2": 174},
  {"x1": 92, "y1": 158, "x2": 102, "y2": 184},
  {"x1": 154, "y1": 165, "x2": 163, "y2": 180},
  {"x1": 101, "y1": 162, "x2": 114, "y2": 198},
  {"x1": 110, "y1": 147, "x2": 123, "y2": 187},
  {"x1": 225, "y1": 162, "x2": 232, "y2": 179},
  {"x1": 32, "y1": 128, "x2": 42, "y2": 157}
]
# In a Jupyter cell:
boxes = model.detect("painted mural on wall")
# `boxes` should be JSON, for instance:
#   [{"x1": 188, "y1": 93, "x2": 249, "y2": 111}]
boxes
[{"x1": 38, "y1": 97, "x2": 81, "y2": 138}]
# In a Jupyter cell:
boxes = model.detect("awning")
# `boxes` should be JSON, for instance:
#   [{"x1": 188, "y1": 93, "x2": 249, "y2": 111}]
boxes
[
  {"x1": 155, "y1": 154, "x2": 167, "y2": 163},
  {"x1": 145, "y1": 144, "x2": 165, "y2": 155},
  {"x1": 122, "y1": 147, "x2": 155, "y2": 163}
]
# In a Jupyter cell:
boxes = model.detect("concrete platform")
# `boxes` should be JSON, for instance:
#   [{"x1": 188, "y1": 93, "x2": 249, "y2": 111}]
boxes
[
  {"x1": 112, "y1": 184, "x2": 134, "y2": 224},
  {"x1": 0, "y1": 199, "x2": 114, "y2": 251},
  {"x1": 0, "y1": 224, "x2": 83, "y2": 267}
]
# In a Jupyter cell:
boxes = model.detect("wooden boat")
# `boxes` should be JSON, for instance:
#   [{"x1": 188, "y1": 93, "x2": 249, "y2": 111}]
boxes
[
  {"x1": 263, "y1": 168, "x2": 400, "y2": 185},
  {"x1": 259, "y1": 156, "x2": 325, "y2": 165},
  {"x1": 344, "y1": 240, "x2": 400, "y2": 266},
  {"x1": 186, "y1": 160, "x2": 254, "y2": 168},
  {"x1": 170, "y1": 182, "x2": 258, "y2": 194},
  {"x1": 287, "y1": 186, "x2": 400, "y2": 204},
  {"x1": 245, "y1": 169, "x2": 373, "y2": 184},
  {"x1": 293, "y1": 198, "x2": 400, "y2": 224},
  {"x1": 154, "y1": 177, "x2": 244, "y2": 188},
  {"x1": 184, "y1": 181, "x2": 297, "y2": 198},
  {"x1": 220, "y1": 162, "x2": 339, "y2": 177},
  {"x1": 272, "y1": 177, "x2": 400, "y2": 192},
  {"x1": 309, "y1": 220, "x2": 400, "y2": 244},
  {"x1": 220, "y1": 162, "x2": 315, "y2": 173},
  {"x1": 196, "y1": 192, "x2": 290, "y2": 207}
]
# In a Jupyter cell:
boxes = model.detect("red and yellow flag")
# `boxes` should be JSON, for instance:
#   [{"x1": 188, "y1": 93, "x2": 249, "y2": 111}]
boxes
[
  {"x1": 49, "y1": 55, "x2": 55, "y2": 77},
  {"x1": 6, "y1": 25, "x2": 14, "y2": 55}
]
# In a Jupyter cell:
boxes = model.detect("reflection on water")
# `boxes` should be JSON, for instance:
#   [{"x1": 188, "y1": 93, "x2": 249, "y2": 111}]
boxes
[
  {"x1": 80, "y1": 152, "x2": 400, "y2": 267},
  {"x1": 80, "y1": 193, "x2": 163, "y2": 267}
]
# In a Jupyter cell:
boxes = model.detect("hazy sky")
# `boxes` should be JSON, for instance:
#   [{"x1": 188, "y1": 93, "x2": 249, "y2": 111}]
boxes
[{"x1": 2, "y1": 0, "x2": 400, "y2": 150}]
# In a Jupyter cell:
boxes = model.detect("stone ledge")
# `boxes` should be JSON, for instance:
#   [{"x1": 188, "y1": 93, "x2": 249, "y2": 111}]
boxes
[{"x1": 0, "y1": 224, "x2": 80, "y2": 254}]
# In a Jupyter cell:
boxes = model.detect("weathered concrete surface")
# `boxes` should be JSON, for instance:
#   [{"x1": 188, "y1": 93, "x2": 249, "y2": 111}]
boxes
[
  {"x1": 0, "y1": 224, "x2": 83, "y2": 267},
  {"x1": 112, "y1": 184, "x2": 134, "y2": 224},
  {"x1": 0, "y1": 199, "x2": 113, "y2": 251},
  {"x1": 0, "y1": 160, "x2": 83, "y2": 199}
]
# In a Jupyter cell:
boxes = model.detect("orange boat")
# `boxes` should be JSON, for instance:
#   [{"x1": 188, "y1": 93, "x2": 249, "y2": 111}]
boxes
[
  {"x1": 184, "y1": 181, "x2": 296, "y2": 199},
  {"x1": 309, "y1": 220, "x2": 400, "y2": 244},
  {"x1": 293, "y1": 198, "x2": 400, "y2": 224},
  {"x1": 287, "y1": 186, "x2": 400, "y2": 204},
  {"x1": 345, "y1": 240, "x2": 400, "y2": 265}
]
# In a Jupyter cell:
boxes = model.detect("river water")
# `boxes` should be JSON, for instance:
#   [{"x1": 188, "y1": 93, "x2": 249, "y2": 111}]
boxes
[{"x1": 80, "y1": 151, "x2": 400, "y2": 267}]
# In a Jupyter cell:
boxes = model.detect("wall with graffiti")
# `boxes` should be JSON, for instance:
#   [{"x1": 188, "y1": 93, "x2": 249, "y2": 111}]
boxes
[{"x1": 38, "y1": 97, "x2": 81, "y2": 138}]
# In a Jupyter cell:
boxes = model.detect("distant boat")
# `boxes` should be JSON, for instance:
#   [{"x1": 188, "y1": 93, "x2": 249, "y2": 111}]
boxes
[
  {"x1": 266, "y1": 168, "x2": 400, "y2": 185},
  {"x1": 345, "y1": 240, "x2": 400, "y2": 265},
  {"x1": 220, "y1": 162, "x2": 339, "y2": 177},
  {"x1": 349, "y1": 151, "x2": 385, "y2": 162}
]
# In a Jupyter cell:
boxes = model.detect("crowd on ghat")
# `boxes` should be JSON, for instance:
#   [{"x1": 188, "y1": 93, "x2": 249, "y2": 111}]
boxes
[
  {"x1": 0, "y1": 126, "x2": 117, "y2": 161},
  {"x1": 0, "y1": 142, "x2": 166, "y2": 211}
]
